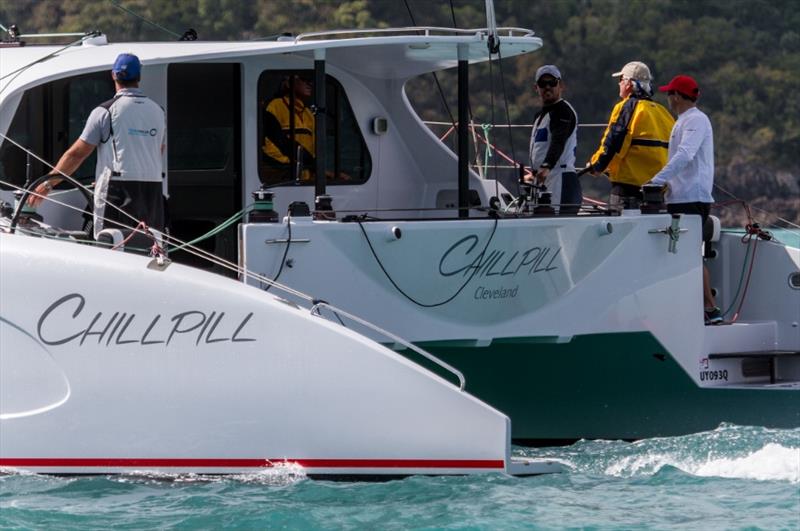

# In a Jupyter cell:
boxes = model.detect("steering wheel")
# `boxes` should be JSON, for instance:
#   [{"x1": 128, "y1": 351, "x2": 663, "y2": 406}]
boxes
[{"x1": 9, "y1": 173, "x2": 94, "y2": 235}]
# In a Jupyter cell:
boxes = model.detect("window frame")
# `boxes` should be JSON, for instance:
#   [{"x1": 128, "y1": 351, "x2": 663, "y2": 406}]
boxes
[{"x1": 256, "y1": 69, "x2": 372, "y2": 187}]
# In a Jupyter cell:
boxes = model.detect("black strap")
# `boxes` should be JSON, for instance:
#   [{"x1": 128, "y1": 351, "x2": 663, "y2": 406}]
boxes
[{"x1": 631, "y1": 139, "x2": 669, "y2": 148}]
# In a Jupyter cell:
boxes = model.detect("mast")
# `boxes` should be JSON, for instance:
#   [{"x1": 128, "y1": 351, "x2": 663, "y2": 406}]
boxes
[
  {"x1": 457, "y1": 0, "x2": 500, "y2": 218},
  {"x1": 314, "y1": 49, "x2": 327, "y2": 198},
  {"x1": 457, "y1": 44, "x2": 469, "y2": 219}
]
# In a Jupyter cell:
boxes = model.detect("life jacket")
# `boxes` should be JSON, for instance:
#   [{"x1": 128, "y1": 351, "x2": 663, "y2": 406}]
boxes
[
  {"x1": 262, "y1": 97, "x2": 315, "y2": 162},
  {"x1": 590, "y1": 96, "x2": 674, "y2": 186}
]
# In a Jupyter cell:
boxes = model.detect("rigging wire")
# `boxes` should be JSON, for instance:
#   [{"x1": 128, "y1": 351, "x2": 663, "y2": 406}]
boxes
[
  {"x1": 0, "y1": 133, "x2": 147, "y2": 232},
  {"x1": 495, "y1": 48, "x2": 520, "y2": 195},
  {"x1": 0, "y1": 35, "x2": 92, "y2": 97},
  {"x1": 1, "y1": 166, "x2": 312, "y2": 302},
  {"x1": 402, "y1": 0, "x2": 457, "y2": 147},
  {"x1": 488, "y1": 50, "x2": 500, "y2": 199},
  {"x1": 713, "y1": 182, "x2": 800, "y2": 232},
  {"x1": 108, "y1": 0, "x2": 182, "y2": 39}
]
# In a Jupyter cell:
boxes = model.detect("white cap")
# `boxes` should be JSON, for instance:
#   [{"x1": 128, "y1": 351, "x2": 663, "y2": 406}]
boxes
[
  {"x1": 612, "y1": 61, "x2": 652, "y2": 82},
  {"x1": 535, "y1": 64, "x2": 562, "y2": 81}
]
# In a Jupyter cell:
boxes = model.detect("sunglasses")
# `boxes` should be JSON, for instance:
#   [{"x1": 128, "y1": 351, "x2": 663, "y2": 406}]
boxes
[{"x1": 537, "y1": 78, "x2": 559, "y2": 88}]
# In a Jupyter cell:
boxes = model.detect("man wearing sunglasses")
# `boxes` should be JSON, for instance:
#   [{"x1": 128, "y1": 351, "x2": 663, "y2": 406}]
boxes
[
  {"x1": 587, "y1": 61, "x2": 674, "y2": 209},
  {"x1": 648, "y1": 75, "x2": 721, "y2": 324},
  {"x1": 527, "y1": 65, "x2": 580, "y2": 214}
]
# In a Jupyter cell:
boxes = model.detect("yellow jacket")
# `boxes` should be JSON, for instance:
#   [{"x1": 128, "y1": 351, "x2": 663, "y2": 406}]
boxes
[
  {"x1": 590, "y1": 96, "x2": 675, "y2": 186},
  {"x1": 262, "y1": 97, "x2": 315, "y2": 180}
]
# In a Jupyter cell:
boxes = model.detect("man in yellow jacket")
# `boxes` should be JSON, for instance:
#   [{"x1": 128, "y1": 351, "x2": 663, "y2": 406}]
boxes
[
  {"x1": 588, "y1": 61, "x2": 674, "y2": 209},
  {"x1": 262, "y1": 74, "x2": 316, "y2": 183}
]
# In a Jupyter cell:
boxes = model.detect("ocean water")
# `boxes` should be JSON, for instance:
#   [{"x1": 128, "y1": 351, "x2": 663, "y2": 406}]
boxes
[{"x1": 1, "y1": 424, "x2": 798, "y2": 530}]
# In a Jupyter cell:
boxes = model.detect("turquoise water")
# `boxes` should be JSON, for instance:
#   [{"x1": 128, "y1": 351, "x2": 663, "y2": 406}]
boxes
[
  {"x1": 774, "y1": 228, "x2": 800, "y2": 248},
  {"x1": 2, "y1": 424, "x2": 798, "y2": 529}
]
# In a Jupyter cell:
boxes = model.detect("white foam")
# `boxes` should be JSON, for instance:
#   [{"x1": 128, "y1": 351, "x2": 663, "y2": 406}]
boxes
[
  {"x1": 114, "y1": 462, "x2": 307, "y2": 485},
  {"x1": 689, "y1": 444, "x2": 800, "y2": 483},
  {"x1": 604, "y1": 444, "x2": 800, "y2": 483},
  {"x1": 604, "y1": 452, "x2": 672, "y2": 477}
]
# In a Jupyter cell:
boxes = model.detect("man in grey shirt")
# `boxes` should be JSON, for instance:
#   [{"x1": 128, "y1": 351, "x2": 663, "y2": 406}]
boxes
[{"x1": 30, "y1": 53, "x2": 166, "y2": 239}]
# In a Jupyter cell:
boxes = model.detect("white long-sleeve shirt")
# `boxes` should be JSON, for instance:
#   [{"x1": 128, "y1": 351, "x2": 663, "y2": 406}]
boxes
[{"x1": 650, "y1": 106, "x2": 714, "y2": 204}]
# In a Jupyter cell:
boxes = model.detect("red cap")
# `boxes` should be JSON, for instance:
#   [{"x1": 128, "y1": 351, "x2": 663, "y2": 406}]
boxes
[{"x1": 659, "y1": 75, "x2": 700, "y2": 99}]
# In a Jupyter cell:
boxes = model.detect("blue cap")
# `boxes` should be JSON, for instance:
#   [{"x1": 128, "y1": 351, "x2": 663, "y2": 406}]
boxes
[
  {"x1": 112, "y1": 53, "x2": 141, "y2": 81},
  {"x1": 535, "y1": 64, "x2": 561, "y2": 81}
]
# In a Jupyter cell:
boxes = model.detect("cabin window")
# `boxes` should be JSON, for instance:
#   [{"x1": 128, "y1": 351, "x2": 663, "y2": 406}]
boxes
[
  {"x1": 0, "y1": 71, "x2": 114, "y2": 190},
  {"x1": 257, "y1": 70, "x2": 371, "y2": 186}
]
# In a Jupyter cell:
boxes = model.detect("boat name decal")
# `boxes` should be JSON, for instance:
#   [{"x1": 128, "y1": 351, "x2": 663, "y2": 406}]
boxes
[
  {"x1": 36, "y1": 293, "x2": 257, "y2": 347},
  {"x1": 439, "y1": 235, "x2": 561, "y2": 279}
]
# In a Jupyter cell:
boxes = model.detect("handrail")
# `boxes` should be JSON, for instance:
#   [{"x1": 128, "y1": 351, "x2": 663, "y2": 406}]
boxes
[
  {"x1": 310, "y1": 300, "x2": 467, "y2": 391},
  {"x1": 295, "y1": 26, "x2": 536, "y2": 42},
  {"x1": 424, "y1": 120, "x2": 608, "y2": 129}
]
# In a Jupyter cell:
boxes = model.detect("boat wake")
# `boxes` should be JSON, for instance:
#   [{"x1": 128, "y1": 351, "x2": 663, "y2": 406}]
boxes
[
  {"x1": 603, "y1": 442, "x2": 799, "y2": 483},
  {"x1": 0, "y1": 462, "x2": 308, "y2": 486},
  {"x1": 113, "y1": 463, "x2": 308, "y2": 486},
  {"x1": 521, "y1": 423, "x2": 800, "y2": 483}
]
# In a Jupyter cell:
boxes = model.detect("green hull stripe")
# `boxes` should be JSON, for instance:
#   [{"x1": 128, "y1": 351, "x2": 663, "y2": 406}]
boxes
[{"x1": 403, "y1": 331, "x2": 800, "y2": 441}]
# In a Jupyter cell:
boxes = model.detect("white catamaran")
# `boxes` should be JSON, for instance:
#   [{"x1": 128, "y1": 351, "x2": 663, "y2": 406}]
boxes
[{"x1": 0, "y1": 11, "x2": 797, "y2": 468}]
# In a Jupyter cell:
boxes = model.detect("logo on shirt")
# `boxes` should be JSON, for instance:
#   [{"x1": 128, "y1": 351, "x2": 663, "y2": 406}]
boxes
[{"x1": 127, "y1": 127, "x2": 158, "y2": 137}]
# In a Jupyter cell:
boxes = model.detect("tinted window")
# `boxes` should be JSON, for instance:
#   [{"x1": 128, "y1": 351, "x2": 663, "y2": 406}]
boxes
[
  {"x1": 0, "y1": 88, "x2": 44, "y2": 189},
  {"x1": 64, "y1": 73, "x2": 115, "y2": 182},
  {"x1": 257, "y1": 70, "x2": 371, "y2": 186},
  {"x1": 0, "y1": 71, "x2": 114, "y2": 190}
]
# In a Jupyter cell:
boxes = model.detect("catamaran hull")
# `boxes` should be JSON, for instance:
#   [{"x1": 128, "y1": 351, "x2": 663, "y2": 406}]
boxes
[
  {"x1": 418, "y1": 333, "x2": 800, "y2": 443},
  {"x1": 0, "y1": 234, "x2": 552, "y2": 477},
  {"x1": 242, "y1": 215, "x2": 800, "y2": 443}
]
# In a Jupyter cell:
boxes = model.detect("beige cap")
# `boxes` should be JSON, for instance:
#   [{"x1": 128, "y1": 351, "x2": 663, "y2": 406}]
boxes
[{"x1": 612, "y1": 61, "x2": 652, "y2": 82}]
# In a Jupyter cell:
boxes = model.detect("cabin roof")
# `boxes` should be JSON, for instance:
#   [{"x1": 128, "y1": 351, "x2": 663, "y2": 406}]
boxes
[{"x1": 0, "y1": 28, "x2": 543, "y2": 101}]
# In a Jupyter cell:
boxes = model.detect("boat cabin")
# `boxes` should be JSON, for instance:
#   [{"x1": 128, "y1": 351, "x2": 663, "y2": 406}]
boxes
[{"x1": 0, "y1": 28, "x2": 543, "y2": 270}]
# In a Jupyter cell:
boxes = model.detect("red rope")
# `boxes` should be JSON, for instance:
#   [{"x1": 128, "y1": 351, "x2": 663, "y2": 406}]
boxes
[
  {"x1": 111, "y1": 221, "x2": 146, "y2": 250},
  {"x1": 730, "y1": 233, "x2": 759, "y2": 323}
]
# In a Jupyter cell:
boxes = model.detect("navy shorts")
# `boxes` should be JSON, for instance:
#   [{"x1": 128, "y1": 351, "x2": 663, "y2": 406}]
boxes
[
  {"x1": 560, "y1": 172, "x2": 582, "y2": 215},
  {"x1": 668, "y1": 202, "x2": 713, "y2": 253},
  {"x1": 104, "y1": 180, "x2": 165, "y2": 232},
  {"x1": 667, "y1": 202, "x2": 711, "y2": 228}
]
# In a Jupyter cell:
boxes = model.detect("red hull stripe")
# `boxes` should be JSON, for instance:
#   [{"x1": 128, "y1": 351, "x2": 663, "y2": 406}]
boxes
[{"x1": 0, "y1": 458, "x2": 504, "y2": 469}]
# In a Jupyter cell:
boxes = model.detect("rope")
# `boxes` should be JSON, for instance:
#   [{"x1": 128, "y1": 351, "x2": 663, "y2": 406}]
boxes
[
  {"x1": 721, "y1": 235, "x2": 751, "y2": 320},
  {"x1": 0, "y1": 135, "x2": 316, "y2": 301},
  {"x1": 262, "y1": 214, "x2": 292, "y2": 293},
  {"x1": 481, "y1": 123, "x2": 493, "y2": 171},
  {"x1": 714, "y1": 184, "x2": 800, "y2": 232},
  {"x1": 729, "y1": 231, "x2": 761, "y2": 323},
  {"x1": 168, "y1": 206, "x2": 252, "y2": 252},
  {"x1": 356, "y1": 216, "x2": 499, "y2": 308}
]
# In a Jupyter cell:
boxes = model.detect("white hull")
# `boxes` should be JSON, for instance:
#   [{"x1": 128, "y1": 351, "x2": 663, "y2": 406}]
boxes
[{"x1": 0, "y1": 234, "x2": 562, "y2": 476}]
